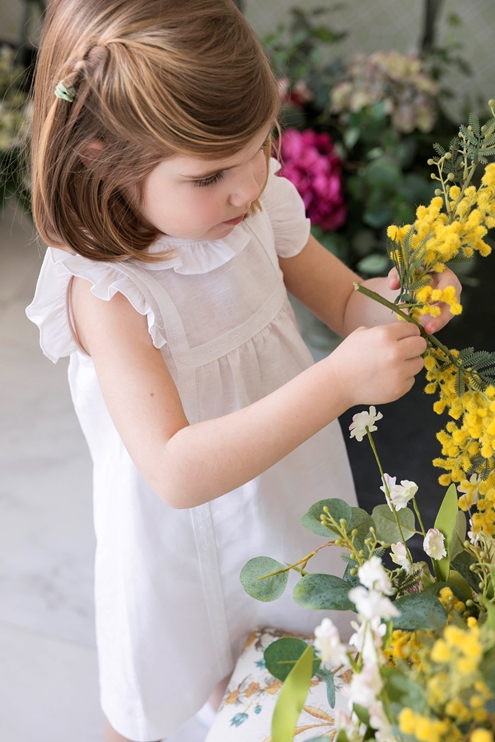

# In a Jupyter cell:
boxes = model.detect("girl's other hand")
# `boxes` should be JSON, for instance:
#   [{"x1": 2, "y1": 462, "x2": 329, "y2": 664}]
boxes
[
  {"x1": 328, "y1": 322, "x2": 427, "y2": 408},
  {"x1": 388, "y1": 266, "x2": 462, "y2": 335}
]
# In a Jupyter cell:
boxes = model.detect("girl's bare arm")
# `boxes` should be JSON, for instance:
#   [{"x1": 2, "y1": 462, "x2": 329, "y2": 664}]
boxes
[
  {"x1": 280, "y1": 233, "x2": 461, "y2": 336},
  {"x1": 71, "y1": 273, "x2": 426, "y2": 508}
]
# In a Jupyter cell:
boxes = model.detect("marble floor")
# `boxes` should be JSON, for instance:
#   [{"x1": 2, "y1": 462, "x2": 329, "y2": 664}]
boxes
[{"x1": 0, "y1": 200, "x2": 209, "y2": 742}]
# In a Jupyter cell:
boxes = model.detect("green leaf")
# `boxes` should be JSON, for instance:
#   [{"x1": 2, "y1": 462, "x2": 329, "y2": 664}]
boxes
[
  {"x1": 423, "y1": 578, "x2": 467, "y2": 603},
  {"x1": 364, "y1": 156, "x2": 401, "y2": 188},
  {"x1": 479, "y1": 596, "x2": 495, "y2": 631},
  {"x1": 301, "y1": 498, "x2": 352, "y2": 538},
  {"x1": 293, "y1": 573, "x2": 354, "y2": 611},
  {"x1": 348, "y1": 507, "x2": 375, "y2": 546},
  {"x1": 382, "y1": 666, "x2": 425, "y2": 709},
  {"x1": 240, "y1": 557, "x2": 289, "y2": 602},
  {"x1": 264, "y1": 638, "x2": 321, "y2": 682},
  {"x1": 371, "y1": 504, "x2": 416, "y2": 544},
  {"x1": 363, "y1": 203, "x2": 394, "y2": 229},
  {"x1": 433, "y1": 484, "x2": 459, "y2": 581},
  {"x1": 271, "y1": 645, "x2": 314, "y2": 742},
  {"x1": 316, "y1": 667, "x2": 336, "y2": 708},
  {"x1": 344, "y1": 127, "x2": 360, "y2": 150},
  {"x1": 356, "y1": 253, "x2": 390, "y2": 275},
  {"x1": 392, "y1": 593, "x2": 447, "y2": 631},
  {"x1": 450, "y1": 511, "x2": 467, "y2": 562},
  {"x1": 352, "y1": 703, "x2": 370, "y2": 726},
  {"x1": 452, "y1": 551, "x2": 479, "y2": 592}
]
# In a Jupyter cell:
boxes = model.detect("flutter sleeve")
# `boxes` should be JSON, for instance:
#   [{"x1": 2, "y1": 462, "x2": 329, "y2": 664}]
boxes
[
  {"x1": 260, "y1": 157, "x2": 311, "y2": 258},
  {"x1": 26, "y1": 247, "x2": 167, "y2": 363}
]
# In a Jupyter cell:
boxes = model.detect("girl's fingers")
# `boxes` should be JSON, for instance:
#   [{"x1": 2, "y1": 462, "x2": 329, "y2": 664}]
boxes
[
  {"x1": 388, "y1": 266, "x2": 400, "y2": 290},
  {"x1": 399, "y1": 334, "x2": 427, "y2": 359}
]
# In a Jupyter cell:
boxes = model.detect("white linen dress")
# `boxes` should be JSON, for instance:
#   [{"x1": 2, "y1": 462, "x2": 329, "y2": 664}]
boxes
[{"x1": 26, "y1": 159, "x2": 357, "y2": 741}]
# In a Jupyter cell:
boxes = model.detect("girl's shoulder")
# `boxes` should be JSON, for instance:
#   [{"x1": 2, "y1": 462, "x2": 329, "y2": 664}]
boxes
[
  {"x1": 25, "y1": 247, "x2": 166, "y2": 363},
  {"x1": 260, "y1": 157, "x2": 310, "y2": 259}
]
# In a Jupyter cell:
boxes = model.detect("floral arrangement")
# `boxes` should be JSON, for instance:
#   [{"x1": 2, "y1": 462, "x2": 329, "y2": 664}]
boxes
[
  {"x1": 240, "y1": 103, "x2": 495, "y2": 742},
  {"x1": 0, "y1": 44, "x2": 31, "y2": 211},
  {"x1": 264, "y1": 7, "x2": 469, "y2": 274},
  {"x1": 330, "y1": 51, "x2": 439, "y2": 135},
  {"x1": 277, "y1": 129, "x2": 346, "y2": 231}
]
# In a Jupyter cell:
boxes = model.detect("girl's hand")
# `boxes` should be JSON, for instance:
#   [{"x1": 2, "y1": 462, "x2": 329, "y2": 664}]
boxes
[
  {"x1": 328, "y1": 322, "x2": 427, "y2": 408},
  {"x1": 388, "y1": 266, "x2": 462, "y2": 335}
]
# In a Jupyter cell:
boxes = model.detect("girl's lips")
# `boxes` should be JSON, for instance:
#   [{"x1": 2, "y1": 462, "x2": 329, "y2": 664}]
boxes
[{"x1": 223, "y1": 214, "x2": 245, "y2": 225}]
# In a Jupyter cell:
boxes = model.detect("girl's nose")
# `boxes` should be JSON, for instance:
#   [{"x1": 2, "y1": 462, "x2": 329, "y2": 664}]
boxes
[{"x1": 229, "y1": 168, "x2": 261, "y2": 208}]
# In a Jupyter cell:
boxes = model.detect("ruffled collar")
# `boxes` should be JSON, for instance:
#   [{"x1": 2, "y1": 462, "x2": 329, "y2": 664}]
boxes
[{"x1": 142, "y1": 220, "x2": 251, "y2": 275}]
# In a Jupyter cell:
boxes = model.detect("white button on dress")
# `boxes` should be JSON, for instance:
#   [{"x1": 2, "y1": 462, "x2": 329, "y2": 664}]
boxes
[{"x1": 26, "y1": 159, "x2": 357, "y2": 741}]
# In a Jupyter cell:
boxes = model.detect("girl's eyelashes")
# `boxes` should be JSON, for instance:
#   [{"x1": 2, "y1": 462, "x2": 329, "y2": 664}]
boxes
[
  {"x1": 194, "y1": 171, "x2": 224, "y2": 188},
  {"x1": 192, "y1": 143, "x2": 267, "y2": 187}
]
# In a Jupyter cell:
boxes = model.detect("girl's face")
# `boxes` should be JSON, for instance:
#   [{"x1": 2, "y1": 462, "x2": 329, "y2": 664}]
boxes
[{"x1": 141, "y1": 128, "x2": 270, "y2": 241}]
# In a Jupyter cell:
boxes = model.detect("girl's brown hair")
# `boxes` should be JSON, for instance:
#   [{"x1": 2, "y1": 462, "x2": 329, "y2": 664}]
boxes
[{"x1": 32, "y1": 0, "x2": 280, "y2": 262}]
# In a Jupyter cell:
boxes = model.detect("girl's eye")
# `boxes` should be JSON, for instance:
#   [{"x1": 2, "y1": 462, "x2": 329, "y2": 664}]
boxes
[{"x1": 194, "y1": 171, "x2": 224, "y2": 188}]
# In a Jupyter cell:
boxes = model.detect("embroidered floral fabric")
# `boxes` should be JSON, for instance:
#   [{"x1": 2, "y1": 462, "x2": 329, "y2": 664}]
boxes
[{"x1": 205, "y1": 627, "x2": 351, "y2": 741}]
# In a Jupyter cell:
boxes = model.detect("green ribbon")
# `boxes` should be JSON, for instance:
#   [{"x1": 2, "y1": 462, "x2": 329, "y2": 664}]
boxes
[{"x1": 271, "y1": 644, "x2": 314, "y2": 742}]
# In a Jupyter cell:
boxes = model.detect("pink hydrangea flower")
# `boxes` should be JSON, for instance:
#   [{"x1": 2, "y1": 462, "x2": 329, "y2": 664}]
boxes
[{"x1": 278, "y1": 128, "x2": 347, "y2": 231}]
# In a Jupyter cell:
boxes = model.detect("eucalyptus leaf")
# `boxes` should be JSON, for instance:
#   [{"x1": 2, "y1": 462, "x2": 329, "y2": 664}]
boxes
[
  {"x1": 240, "y1": 557, "x2": 289, "y2": 602},
  {"x1": 293, "y1": 573, "x2": 354, "y2": 611},
  {"x1": 371, "y1": 504, "x2": 416, "y2": 544},
  {"x1": 347, "y1": 507, "x2": 375, "y2": 548},
  {"x1": 423, "y1": 579, "x2": 466, "y2": 603},
  {"x1": 316, "y1": 667, "x2": 336, "y2": 708},
  {"x1": 452, "y1": 551, "x2": 479, "y2": 592},
  {"x1": 433, "y1": 483, "x2": 459, "y2": 581},
  {"x1": 301, "y1": 498, "x2": 352, "y2": 538},
  {"x1": 392, "y1": 593, "x2": 447, "y2": 631},
  {"x1": 264, "y1": 638, "x2": 320, "y2": 682}
]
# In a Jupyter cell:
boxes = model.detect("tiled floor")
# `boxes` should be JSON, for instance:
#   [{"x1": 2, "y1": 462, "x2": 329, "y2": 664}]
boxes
[{"x1": 0, "y1": 201, "x2": 209, "y2": 741}]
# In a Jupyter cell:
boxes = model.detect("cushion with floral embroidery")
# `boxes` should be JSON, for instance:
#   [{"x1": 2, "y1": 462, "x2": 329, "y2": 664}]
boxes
[{"x1": 205, "y1": 627, "x2": 351, "y2": 742}]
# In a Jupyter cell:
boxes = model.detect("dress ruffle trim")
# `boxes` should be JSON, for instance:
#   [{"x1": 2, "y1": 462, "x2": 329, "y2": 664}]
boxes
[
  {"x1": 144, "y1": 221, "x2": 251, "y2": 274},
  {"x1": 26, "y1": 248, "x2": 167, "y2": 362}
]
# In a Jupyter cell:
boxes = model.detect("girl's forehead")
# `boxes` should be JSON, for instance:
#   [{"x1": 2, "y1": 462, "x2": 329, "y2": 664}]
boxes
[{"x1": 165, "y1": 127, "x2": 271, "y2": 179}]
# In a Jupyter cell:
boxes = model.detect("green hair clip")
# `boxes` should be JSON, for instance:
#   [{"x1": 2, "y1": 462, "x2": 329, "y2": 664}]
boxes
[{"x1": 54, "y1": 81, "x2": 75, "y2": 103}]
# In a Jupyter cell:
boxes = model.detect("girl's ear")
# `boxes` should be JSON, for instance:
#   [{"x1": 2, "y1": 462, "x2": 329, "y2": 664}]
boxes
[{"x1": 79, "y1": 140, "x2": 105, "y2": 167}]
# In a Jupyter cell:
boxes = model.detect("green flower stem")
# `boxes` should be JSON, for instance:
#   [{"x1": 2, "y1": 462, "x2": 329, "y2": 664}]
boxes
[
  {"x1": 257, "y1": 541, "x2": 334, "y2": 581},
  {"x1": 412, "y1": 497, "x2": 426, "y2": 537},
  {"x1": 353, "y1": 283, "x2": 464, "y2": 371},
  {"x1": 366, "y1": 429, "x2": 413, "y2": 565}
]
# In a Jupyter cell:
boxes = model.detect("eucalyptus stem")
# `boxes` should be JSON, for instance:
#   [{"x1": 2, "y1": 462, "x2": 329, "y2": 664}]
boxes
[{"x1": 366, "y1": 429, "x2": 412, "y2": 563}]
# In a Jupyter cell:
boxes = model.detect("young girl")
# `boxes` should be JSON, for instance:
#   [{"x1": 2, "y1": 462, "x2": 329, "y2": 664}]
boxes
[{"x1": 26, "y1": 1, "x2": 460, "y2": 740}]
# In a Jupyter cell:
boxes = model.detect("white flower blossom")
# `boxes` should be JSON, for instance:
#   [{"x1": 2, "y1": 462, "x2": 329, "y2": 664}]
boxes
[
  {"x1": 358, "y1": 556, "x2": 393, "y2": 595},
  {"x1": 380, "y1": 474, "x2": 418, "y2": 511},
  {"x1": 349, "y1": 406, "x2": 383, "y2": 442},
  {"x1": 423, "y1": 528, "x2": 447, "y2": 560},
  {"x1": 349, "y1": 616, "x2": 386, "y2": 661},
  {"x1": 349, "y1": 660, "x2": 383, "y2": 708},
  {"x1": 314, "y1": 618, "x2": 348, "y2": 665},
  {"x1": 349, "y1": 586, "x2": 400, "y2": 621},
  {"x1": 467, "y1": 518, "x2": 480, "y2": 546},
  {"x1": 335, "y1": 710, "x2": 366, "y2": 742},
  {"x1": 390, "y1": 542, "x2": 411, "y2": 573},
  {"x1": 369, "y1": 701, "x2": 396, "y2": 742}
]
